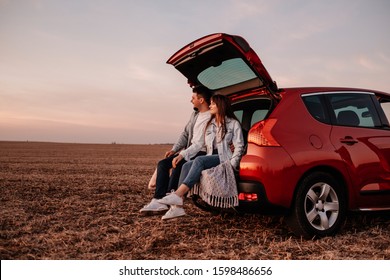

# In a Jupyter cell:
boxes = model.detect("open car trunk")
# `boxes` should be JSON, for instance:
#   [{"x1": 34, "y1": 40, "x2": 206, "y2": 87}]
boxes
[{"x1": 167, "y1": 33, "x2": 279, "y2": 99}]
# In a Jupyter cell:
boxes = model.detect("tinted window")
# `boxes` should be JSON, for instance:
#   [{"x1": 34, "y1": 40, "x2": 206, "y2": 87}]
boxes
[
  {"x1": 328, "y1": 93, "x2": 381, "y2": 128},
  {"x1": 302, "y1": 95, "x2": 330, "y2": 124}
]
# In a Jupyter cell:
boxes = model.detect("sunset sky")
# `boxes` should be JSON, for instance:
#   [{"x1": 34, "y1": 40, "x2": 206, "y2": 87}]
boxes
[{"x1": 1, "y1": 0, "x2": 389, "y2": 144}]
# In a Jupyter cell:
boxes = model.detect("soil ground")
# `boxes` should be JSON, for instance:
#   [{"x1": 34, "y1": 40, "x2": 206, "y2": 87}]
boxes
[{"x1": 0, "y1": 141, "x2": 389, "y2": 259}]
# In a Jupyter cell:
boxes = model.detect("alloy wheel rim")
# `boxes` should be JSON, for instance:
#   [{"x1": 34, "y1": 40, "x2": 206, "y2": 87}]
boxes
[{"x1": 304, "y1": 182, "x2": 339, "y2": 231}]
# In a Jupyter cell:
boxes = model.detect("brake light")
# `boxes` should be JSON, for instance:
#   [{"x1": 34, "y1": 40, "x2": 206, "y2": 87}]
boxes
[
  {"x1": 238, "y1": 193, "x2": 258, "y2": 201},
  {"x1": 247, "y1": 119, "x2": 280, "y2": 147}
]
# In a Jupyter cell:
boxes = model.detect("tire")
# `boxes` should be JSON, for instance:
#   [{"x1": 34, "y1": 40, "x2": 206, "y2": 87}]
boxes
[{"x1": 287, "y1": 171, "x2": 347, "y2": 239}]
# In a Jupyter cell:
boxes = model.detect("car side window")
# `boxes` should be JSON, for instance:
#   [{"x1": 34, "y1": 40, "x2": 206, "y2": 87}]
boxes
[
  {"x1": 328, "y1": 93, "x2": 382, "y2": 128},
  {"x1": 234, "y1": 110, "x2": 243, "y2": 123},
  {"x1": 380, "y1": 99, "x2": 390, "y2": 123},
  {"x1": 302, "y1": 95, "x2": 330, "y2": 124},
  {"x1": 232, "y1": 98, "x2": 272, "y2": 144},
  {"x1": 251, "y1": 110, "x2": 268, "y2": 126},
  {"x1": 232, "y1": 98, "x2": 272, "y2": 131}
]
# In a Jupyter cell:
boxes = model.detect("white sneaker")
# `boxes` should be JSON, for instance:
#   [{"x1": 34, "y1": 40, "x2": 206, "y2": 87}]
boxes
[
  {"x1": 139, "y1": 198, "x2": 169, "y2": 212},
  {"x1": 162, "y1": 206, "x2": 186, "y2": 220},
  {"x1": 158, "y1": 193, "x2": 183, "y2": 206}
]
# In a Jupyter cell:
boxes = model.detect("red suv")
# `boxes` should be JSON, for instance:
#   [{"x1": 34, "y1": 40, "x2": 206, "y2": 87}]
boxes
[{"x1": 167, "y1": 33, "x2": 390, "y2": 238}]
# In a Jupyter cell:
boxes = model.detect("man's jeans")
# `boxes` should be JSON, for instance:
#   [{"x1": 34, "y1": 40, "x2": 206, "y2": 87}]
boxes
[
  {"x1": 153, "y1": 151, "x2": 206, "y2": 199},
  {"x1": 179, "y1": 155, "x2": 220, "y2": 190}
]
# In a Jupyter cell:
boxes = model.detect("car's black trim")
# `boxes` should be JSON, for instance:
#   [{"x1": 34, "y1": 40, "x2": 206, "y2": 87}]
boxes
[
  {"x1": 236, "y1": 180, "x2": 287, "y2": 214},
  {"x1": 360, "y1": 189, "x2": 390, "y2": 196}
]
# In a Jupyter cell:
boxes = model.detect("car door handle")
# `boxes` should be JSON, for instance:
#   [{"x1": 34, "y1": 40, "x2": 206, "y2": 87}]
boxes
[{"x1": 340, "y1": 136, "x2": 358, "y2": 145}]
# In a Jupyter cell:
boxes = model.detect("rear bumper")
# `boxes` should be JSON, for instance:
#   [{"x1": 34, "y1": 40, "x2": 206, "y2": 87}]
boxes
[{"x1": 236, "y1": 180, "x2": 287, "y2": 214}]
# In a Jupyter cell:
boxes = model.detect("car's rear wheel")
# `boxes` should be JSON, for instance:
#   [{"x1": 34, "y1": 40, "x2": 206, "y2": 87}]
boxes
[{"x1": 287, "y1": 171, "x2": 347, "y2": 239}]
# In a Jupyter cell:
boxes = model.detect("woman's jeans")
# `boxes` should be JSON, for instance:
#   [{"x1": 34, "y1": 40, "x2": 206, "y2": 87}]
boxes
[{"x1": 179, "y1": 155, "x2": 220, "y2": 189}]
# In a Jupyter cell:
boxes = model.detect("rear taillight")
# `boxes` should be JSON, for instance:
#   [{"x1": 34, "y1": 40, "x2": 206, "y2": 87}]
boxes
[
  {"x1": 238, "y1": 193, "x2": 258, "y2": 201},
  {"x1": 247, "y1": 119, "x2": 280, "y2": 147}
]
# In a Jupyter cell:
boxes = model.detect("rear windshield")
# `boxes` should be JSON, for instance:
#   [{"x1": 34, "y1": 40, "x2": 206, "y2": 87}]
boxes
[{"x1": 198, "y1": 58, "x2": 258, "y2": 90}]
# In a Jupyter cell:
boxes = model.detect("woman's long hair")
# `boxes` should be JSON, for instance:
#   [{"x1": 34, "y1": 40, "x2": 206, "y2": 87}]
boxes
[{"x1": 206, "y1": 94, "x2": 239, "y2": 141}]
